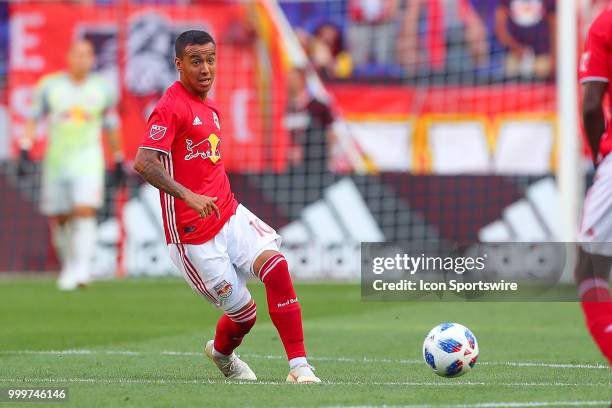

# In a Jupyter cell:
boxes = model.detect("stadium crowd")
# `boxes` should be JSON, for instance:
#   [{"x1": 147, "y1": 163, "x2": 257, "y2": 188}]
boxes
[
  {"x1": 0, "y1": 1, "x2": 7, "y2": 93},
  {"x1": 281, "y1": 0, "x2": 557, "y2": 83},
  {"x1": 0, "y1": 0, "x2": 563, "y2": 84}
]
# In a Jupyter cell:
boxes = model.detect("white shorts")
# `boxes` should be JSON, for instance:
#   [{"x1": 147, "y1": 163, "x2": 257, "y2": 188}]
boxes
[
  {"x1": 579, "y1": 154, "x2": 612, "y2": 256},
  {"x1": 41, "y1": 175, "x2": 104, "y2": 215},
  {"x1": 168, "y1": 204, "x2": 281, "y2": 314}
]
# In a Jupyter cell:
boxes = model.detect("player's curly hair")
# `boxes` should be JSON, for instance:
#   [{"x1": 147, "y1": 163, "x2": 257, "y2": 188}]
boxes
[{"x1": 175, "y1": 30, "x2": 215, "y2": 58}]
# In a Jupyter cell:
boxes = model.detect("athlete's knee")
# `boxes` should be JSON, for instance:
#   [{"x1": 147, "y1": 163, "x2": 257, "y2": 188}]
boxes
[
  {"x1": 257, "y1": 253, "x2": 293, "y2": 288},
  {"x1": 253, "y1": 250, "x2": 281, "y2": 278},
  {"x1": 575, "y1": 247, "x2": 612, "y2": 283},
  {"x1": 575, "y1": 247, "x2": 593, "y2": 283},
  {"x1": 226, "y1": 299, "x2": 257, "y2": 326},
  {"x1": 51, "y1": 215, "x2": 71, "y2": 225},
  {"x1": 72, "y1": 206, "x2": 97, "y2": 218}
]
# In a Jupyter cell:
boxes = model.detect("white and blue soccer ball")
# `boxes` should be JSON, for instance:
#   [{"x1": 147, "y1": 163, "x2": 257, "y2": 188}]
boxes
[{"x1": 422, "y1": 323, "x2": 479, "y2": 377}]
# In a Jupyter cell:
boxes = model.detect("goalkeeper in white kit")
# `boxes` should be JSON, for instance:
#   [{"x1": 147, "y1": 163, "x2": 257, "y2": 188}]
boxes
[{"x1": 19, "y1": 39, "x2": 123, "y2": 290}]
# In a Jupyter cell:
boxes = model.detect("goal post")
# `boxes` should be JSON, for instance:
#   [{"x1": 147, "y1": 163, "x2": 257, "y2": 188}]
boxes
[
  {"x1": 557, "y1": 0, "x2": 582, "y2": 282},
  {"x1": 557, "y1": 0, "x2": 582, "y2": 243}
]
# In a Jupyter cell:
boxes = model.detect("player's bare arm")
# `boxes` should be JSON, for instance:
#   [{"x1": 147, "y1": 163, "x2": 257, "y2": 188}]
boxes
[
  {"x1": 106, "y1": 127, "x2": 124, "y2": 161},
  {"x1": 134, "y1": 148, "x2": 220, "y2": 219},
  {"x1": 548, "y1": 13, "x2": 557, "y2": 71},
  {"x1": 16, "y1": 119, "x2": 37, "y2": 175},
  {"x1": 21, "y1": 119, "x2": 37, "y2": 149},
  {"x1": 494, "y1": 5, "x2": 525, "y2": 57},
  {"x1": 582, "y1": 81, "x2": 607, "y2": 166}
]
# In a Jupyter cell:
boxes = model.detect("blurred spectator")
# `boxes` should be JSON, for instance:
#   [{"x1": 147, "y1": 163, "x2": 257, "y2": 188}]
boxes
[
  {"x1": 581, "y1": 0, "x2": 611, "y2": 38},
  {"x1": 307, "y1": 22, "x2": 352, "y2": 79},
  {"x1": 280, "y1": 0, "x2": 347, "y2": 31},
  {"x1": 0, "y1": 1, "x2": 7, "y2": 92},
  {"x1": 347, "y1": 0, "x2": 400, "y2": 67},
  {"x1": 469, "y1": 0, "x2": 499, "y2": 29},
  {"x1": 494, "y1": 0, "x2": 556, "y2": 80},
  {"x1": 398, "y1": 0, "x2": 489, "y2": 80},
  {"x1": 468, "y1": 0, "x2": 507, "y2": 78},
  {"x1": 279, "y1": 1, "x2": 351, "y2": 80},
  {"x1": 285, "y1": 68, "x2": 334, "y2": 174},
  {"x1": 100, "y1": 0, "x2": 191, "y2": 3},
  {"x1": 222, "y1": 13, "x2": 256, "y2": 47}
]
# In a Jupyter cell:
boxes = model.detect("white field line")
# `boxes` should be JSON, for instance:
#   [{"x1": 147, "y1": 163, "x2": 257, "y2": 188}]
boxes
[
  {"x1": 0, "y1": 377, "x2": 607, "y2": 388},
  {"x1": 243, "y1": 353, "x2": 610, "y2": 370},
  {"x1": 0, "y1": 349, "x2": 608, "y2": 370},
  {"x1": 323, "y1": 402, "x2": 611, "y2": 408}
]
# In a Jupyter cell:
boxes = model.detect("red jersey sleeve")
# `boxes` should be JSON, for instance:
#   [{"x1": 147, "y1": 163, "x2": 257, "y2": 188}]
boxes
[
  {"x1": 579, "y1": 12, "x2": 611, "y2": 83},
  {"x1": 139, "y1": 106, "x2": 178, "y2": 154}
]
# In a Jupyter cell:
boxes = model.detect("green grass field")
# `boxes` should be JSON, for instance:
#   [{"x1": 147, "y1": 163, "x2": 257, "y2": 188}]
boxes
[{"x1": 0, "y1": 278, "x2": 610, "y2": 407}]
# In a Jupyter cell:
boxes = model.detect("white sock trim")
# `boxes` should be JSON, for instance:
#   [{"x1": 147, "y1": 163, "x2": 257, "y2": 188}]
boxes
[
  {"x1": 289, "y1": 356, "x2": 308, "y2": 369},
  {"x1": 212, "y1": 344, "x2": 231, "y2": 359},
  {"x1": 578, "y1": 277, "x2": 610, "y2": 299}
]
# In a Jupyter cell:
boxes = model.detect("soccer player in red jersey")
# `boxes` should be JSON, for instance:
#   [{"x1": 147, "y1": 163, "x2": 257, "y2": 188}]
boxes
[
  {"x1": 576, "y1": 8, "x2": 612, "y2": 366},
  {"x1": 134, "y1": 30, "x2": 320, "y2": 382}
]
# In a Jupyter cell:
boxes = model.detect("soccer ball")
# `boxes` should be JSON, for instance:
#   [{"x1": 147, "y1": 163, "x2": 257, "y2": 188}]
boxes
[{"x1": 422, "y1": 322, "x2": 479, "y2": 377}]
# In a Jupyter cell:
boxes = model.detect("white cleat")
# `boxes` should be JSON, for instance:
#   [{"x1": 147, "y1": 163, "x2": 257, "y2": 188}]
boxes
[
  {"x1": 286, "y1": 364, "x2": 321, "y2": 384},
  {"x1": 57, "y1": 264, "x2": 90, "y2": 291},
  {"x1": 204, "y1": 340, "x2": 257, "y2": 381},
  {"x1": 57, "y1": 271, "x2": 79, "y2": 291}
]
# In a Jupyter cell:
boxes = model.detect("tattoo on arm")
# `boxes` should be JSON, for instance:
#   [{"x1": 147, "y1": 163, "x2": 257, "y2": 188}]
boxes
[
  {"x1": 134, "y1": 149, "x2": 190, "y2": 200},
  {"x1": 582, "y1": 82, "x2": 607, "y2": 165}
]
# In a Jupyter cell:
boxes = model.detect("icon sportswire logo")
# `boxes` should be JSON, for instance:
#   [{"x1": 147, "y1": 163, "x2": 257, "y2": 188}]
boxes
[{"x1": 184, "y1": 134, "x2": 221, "y2": 163}]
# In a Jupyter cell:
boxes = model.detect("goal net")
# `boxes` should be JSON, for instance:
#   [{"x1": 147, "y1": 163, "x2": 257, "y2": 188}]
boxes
[{"x1": 0, "y1": 0, "x2": 591, "y2": 280}]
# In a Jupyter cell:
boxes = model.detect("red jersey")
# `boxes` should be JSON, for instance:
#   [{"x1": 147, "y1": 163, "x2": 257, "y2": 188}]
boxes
[
  {"x1": 139, "y1": 81, "x2": 238, "y2": 244},
  {"x1": 579, "y1": 8, "x2": 612, "y2": 158}
]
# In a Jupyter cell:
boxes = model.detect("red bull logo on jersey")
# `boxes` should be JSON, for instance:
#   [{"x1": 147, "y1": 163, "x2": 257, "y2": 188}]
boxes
[
  {"x1": 185, "y1": 133, "x2": 221, "y2": 163},
  {"x1": 213, "y1": 280, "x2": 233, "y2": 299},
  {"x1": 61, "y1": 106, "x2": 92, "y2": 123}
]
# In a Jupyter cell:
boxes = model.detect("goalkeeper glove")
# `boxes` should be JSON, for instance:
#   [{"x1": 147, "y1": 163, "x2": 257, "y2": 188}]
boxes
[
  {"x1": 16, "y1": 142, "x2": 32, "y2": 177},
  {"x1": 111, "y1": 157, "x2": 127, "y2": 188}
]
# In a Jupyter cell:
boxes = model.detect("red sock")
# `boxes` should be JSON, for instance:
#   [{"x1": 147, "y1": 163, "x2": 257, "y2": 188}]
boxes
[
  {"x1": 579, "y1": 278, "x2": 612, "y2": 365},
  {"x1": 259, "y1": 254, "x2": 306, "y2": 360},
  {"x1": 213, "y1": 302, "x2": 257, "y2": 356}
]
